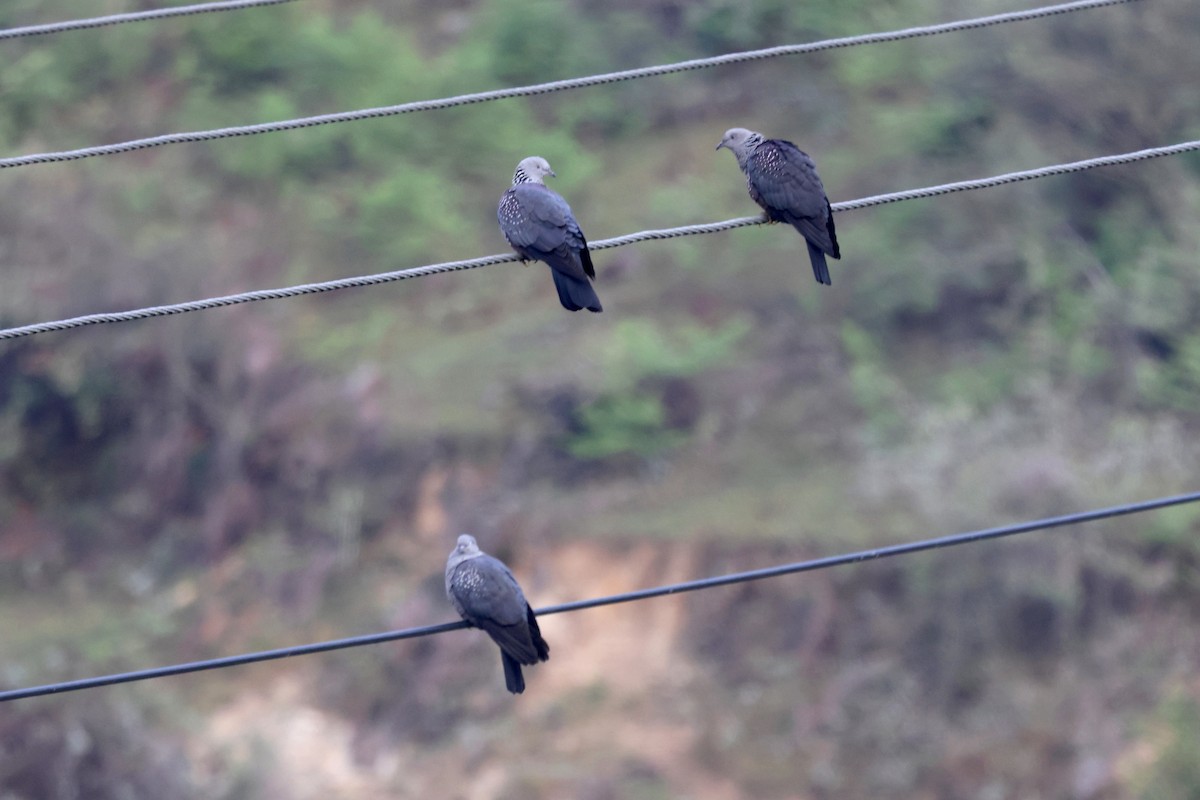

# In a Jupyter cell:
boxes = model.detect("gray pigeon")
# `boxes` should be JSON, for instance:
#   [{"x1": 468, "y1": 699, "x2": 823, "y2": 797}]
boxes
[
  {"x1": 716, "y1": 127, "x2": 841, "y2": 286},
  {"x1": 445, "y1": 534, "x2": 550, "y2": 694},
  {"x1": 498, "y1": 156, "x2": 602, "y2": 312}
]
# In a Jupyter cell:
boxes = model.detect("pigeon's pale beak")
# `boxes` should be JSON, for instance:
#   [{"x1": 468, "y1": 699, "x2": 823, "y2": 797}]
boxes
[
  {"x1": 715, "y1": 140, "x2": 727, "y2": 152},
  {"x1": 548, "y1": 169, "x2": 557, "y2": 178}
]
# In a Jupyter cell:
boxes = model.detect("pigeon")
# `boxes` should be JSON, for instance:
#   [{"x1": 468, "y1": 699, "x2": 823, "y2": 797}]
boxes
[
  {"x1": 717, "y1": 127, "x2": 841, "y2": 285},
  {"x1": 445, "y1": 534, "x2": 550, "y2": 694},
  {"x1": 498, "y1": 156, "x2": 602, "y2": 311}
]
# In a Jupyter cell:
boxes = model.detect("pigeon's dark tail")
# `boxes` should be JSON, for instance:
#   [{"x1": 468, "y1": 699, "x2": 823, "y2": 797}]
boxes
[
  {"x1": 806, "y1": 241, "x2": 833, "y2": 286},
  {"x1": 527, "y1": 607, "x2": 551, "y2": 662},
  {"x1": 501, "y1": 651, "x2": 526, "y2": 694},
  {"x1": 824, "y1": 200, "x2": 842, "y2": 259},
  {"x1": 580, "y1": 244, "x2": 596, "y2": 279},
  {"x1": 551, "y1": 270, "x2": 603, "y2": 313}
]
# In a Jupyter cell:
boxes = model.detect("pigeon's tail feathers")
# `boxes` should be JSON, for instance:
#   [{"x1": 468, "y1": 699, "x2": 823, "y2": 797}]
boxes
[
  {"x1": 824, "y1": 201, "x2": 841, "y2": 259},
  {"x1": 580, "y1": 244, "x2": 596, "y2": 279},
  {"x1": 479, "y1": 620, "x2": 541, "y2": 665},
  {"x1": 790, "y1": 216, "x2": 836, "y2": 257},
  {"x1": 551, "y1": 270, "x2": 603, "y2": 313},
  {"x1": 501, "y1": 651, "x2": 526, "y2": 694},
  {"x1": 806, "y1": 241, "x2": 832, "y2": 286},
  {"x1": 527, "y1": 607, "x2": 550, "y2": 662}
]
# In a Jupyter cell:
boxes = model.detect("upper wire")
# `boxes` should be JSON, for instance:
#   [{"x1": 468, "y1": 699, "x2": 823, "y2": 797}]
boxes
[
  {"x1": 0, "y1": 0, "x2": 1139, "y2": 169},
  {"x1": 2, "y1": 490, "x2": 1196, "y2": 703},
  {"x1": 0, "y1": 138, "x2": 1194, "y2": 342},
  {"x1": 0, "y1": 0, "x2": 300, "y2": 41}
]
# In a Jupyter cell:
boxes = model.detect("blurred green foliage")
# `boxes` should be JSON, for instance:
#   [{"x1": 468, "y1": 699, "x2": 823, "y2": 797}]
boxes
[
  {"x1": 567, "y1": 318, "x2": 748, "y2": 459},
  {"x1": 600, "y1": 318, "x2": 751, "y2": 387},
  {"x1": 568, "y1": 393, "x2": 690, "y2": 459},
  {"x1": 841, "y1": 320, "x2": 907, "y2": 438},
  {"x1": 1134, "y1": 693, "x2": 1200, "y2": 800}
]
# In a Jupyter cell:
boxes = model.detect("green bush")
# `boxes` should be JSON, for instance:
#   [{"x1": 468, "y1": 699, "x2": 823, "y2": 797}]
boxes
[
  {"x1": 565, "y1": 317, "x2": 748, "y2": 460},
  {"x1": 567, "y1": 393, "x2": 689, "y2": 460}
]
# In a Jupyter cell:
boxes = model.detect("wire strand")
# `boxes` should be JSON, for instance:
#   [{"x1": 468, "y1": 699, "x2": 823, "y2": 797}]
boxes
[
  {"x1": 1, "y1": 139, "x2": 1193, "y2": 342},
  {"x1": 2, "y1": 490, "x2": 1195, "y2": 703},
  {"x1": 0, "y1": 0, "x2": 1138, "y2": 169},
  {"x1": 0, "y1": 0, "x2": 300, "y2": 41}
]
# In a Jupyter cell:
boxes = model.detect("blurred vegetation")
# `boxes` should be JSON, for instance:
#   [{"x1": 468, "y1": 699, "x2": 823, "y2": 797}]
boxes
[
  {"x1": 567, "y1": 318, "x2": 747, "y2": 460},
  {"x1": 1132, "y1": 691, "x2": 1200, "y2": 800},
  {"x1": 1, "y1": 0, "x2": 1198, "y2": 797},
  {"x1": 0, "y1": 689, "x2": 256, "y2": 799}
]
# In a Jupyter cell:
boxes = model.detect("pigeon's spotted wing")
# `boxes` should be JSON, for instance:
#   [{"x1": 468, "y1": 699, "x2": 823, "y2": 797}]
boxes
[
  {"x1": 450, "y1": 557, "x2": 542, "y2": 664},
  {"x1": 499, "y1": 185, "x2": 566, "y2": 248},
  {"x1": 500, "y1": 185, "x2": 593, "y2": 280},
  {"x1": 748, "y1": 139, "x2": 836, "y2": 254},
  {"x1": 452, "y1": 558, "x2": 526, "y2": 627},
  {"x1": 748, "y1": 140, "x2": 828, "y2": 216}
]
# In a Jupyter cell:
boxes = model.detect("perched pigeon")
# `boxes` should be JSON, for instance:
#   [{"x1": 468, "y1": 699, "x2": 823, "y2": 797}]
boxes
[
  {"x1": 445, "y1": 534, "x2": 550, "y2": 694},
  {"x1": 716, "y1": 127, "x2": 841, "y2": 286},
  {"x1": 498, "y1": 156, "x2": 602, "y2": 312}
]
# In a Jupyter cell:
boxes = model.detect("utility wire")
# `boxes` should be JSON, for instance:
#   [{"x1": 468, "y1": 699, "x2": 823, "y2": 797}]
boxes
[
  {"x1": 2, "y1": 490, "x2": 1196, "y2": 703},
  {"x1": 0, "y1": 0, "x2": 1138, "y2": 169},
  {"x1": 0, "y1": 139, "x2": 1194, "y2": 343},
  {"x1": 0, "y1": 0, "x2": 300, "y2": 41}
]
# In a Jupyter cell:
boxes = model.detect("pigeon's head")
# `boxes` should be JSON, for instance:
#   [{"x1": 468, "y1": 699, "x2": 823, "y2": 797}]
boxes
[
  {"x1": 513, "y1": 156, "x2": 556, "y2": 185},
  {"x1": 716, "y1": 128, "x2": 762, "y2": 161},
  {"x1": 452, "y1": 534, "x2": 482, "y2": 558}
]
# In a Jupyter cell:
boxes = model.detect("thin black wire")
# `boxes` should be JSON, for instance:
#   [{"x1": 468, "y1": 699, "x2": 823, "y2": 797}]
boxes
[
  {"x1": 0, "y1": 0, "x2": 1138, "y2": 169},
  {"x1": 2, "y1": 490, "x2": 1195, "y2": 703},
  {"x1": 0, "y1": 0, "x2": 300, "y2": 41}
]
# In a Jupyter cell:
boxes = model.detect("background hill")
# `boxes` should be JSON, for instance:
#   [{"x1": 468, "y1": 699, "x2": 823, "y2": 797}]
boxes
[{"x1": 1, "y1": 0, "x2": 1199, "y2": 797}]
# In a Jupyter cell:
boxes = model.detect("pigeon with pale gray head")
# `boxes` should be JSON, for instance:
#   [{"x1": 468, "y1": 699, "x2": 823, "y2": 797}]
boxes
[
  {"x1": 498, "y1": 156, "x2": 602, "y2": 312},
  {"x1": 445, "y1": 534, "x2": 550, "y2": 694},
  {"x1": 717, "y1": 127, "x2": 840, "y2": 286}
]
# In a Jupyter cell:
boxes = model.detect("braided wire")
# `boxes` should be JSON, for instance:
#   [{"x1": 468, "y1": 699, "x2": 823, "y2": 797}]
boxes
[
  {"x1": 0, "y1": 0, "x2": 1138, "y2": 169},
  {"x1": 1, "y1": 139, "x2": 1193, "y2": 342},
  {"x1": 0, "y1": 0, "x2": 299, "y2": 41},
  {"x1": 835, "y1": 141, "x2": 1200, "y2": 211}
]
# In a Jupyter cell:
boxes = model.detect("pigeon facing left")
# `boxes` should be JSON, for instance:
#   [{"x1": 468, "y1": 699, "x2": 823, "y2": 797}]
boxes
[
  {"x1": 498, "y1": 156, "x2": 602, "y2": 312},
  {"x1": 445, "y1": 534, "x2": 550, "y2": 694},
  {"x1": 717, "y1": 127, "x2": 841, "y2": 286}
]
